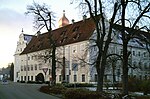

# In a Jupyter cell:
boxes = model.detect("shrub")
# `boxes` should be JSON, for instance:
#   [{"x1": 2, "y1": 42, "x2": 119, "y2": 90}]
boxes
[
  {"x1": 20, "y1": 81, "x2": 25, "y2": 83},
  {"x1": 64, "y1": 88, "x2": 111, "y2": 99},
  {"x1": 64, "y1": 83, "x2": 94, "y2": 88},
  {"x1": 39, "y1": 86, "x2": 50, "y2": 94},
  {"x1": 27, "y1": 81, "x2": 36, "y2": 84},
  {"x1": 49, "y1": 84, "x2": 67, "y2": 94},
  {"x1": 128, "y1": 77, "x2": 141, "y2": 92},
  {"x1": 36, "y1": 81, "x2": 43, "y2": 84},
  {"x1": 140, "y1": 80, "x2": 150, "y2": 95},
  {"x1": 128, "y1": 77, "x2": 150, "y2": 94},
  {"x1": 135, "y1": 96, "x2": 150, "y2": 99}
]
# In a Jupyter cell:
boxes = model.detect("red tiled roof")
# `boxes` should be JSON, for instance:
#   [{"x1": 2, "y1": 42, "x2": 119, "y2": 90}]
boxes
[{"x1": 21, "y1": 18, "x2": 96, "y2": 55}]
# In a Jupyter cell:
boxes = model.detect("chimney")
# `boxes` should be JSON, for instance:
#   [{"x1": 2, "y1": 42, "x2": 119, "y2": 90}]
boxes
[{"x1": 36, "y1": 31, "x2": 41, "y2": 37}]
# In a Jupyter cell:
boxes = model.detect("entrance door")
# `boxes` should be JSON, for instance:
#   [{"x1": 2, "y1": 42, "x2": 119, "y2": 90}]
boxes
[{"x1": 36, "y1": 73, "x2": 44, "y2": 83}]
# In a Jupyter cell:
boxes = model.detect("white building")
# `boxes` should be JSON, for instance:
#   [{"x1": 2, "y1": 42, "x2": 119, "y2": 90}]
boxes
[
  {"x1": 14, "y1": 30, "x2": 33, "y2": 82},
  {"x1": 14, "y1": 12, "x2": 150, "y2": 83}
]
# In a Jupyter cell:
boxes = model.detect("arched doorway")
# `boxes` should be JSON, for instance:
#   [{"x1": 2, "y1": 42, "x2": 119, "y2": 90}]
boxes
[{"x1": 36, "y1": 73, "x2": 44, "y2": 83}]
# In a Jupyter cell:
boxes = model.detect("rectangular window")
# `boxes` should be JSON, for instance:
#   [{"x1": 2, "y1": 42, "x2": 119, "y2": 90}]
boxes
[
  {"x1": 139, "y1": 62, "x2": 142, "y2": 69},
  {"x1": 82, "y1": 74, "x2": 85, "y2": 82},
  {"x1": 66, "y1": 75, "x2": 69, "y2": 83},
  {"x1": 65, "y1": 61, "x2": 70, "y2": 68},
  {"x1": 35, "y1": 64, "x2": 37, "y2": 70},
  {"x1": 24, "y1": 76, "x2": 26, "y2": 81},
  {"x1": 72, "y1": 60, "x2": 78, "y2": 71},
  {"x1": 21, "y1": 76, "x2": 23, "y2": 81},
  {"x1": 31, "y1": 65, "x2": 33, "y2": 71},
  {"x1": 28, "y1": 76, "x2": 30, "y2": 81},
  {"x1": 59, "y1": 75, "x2": 62, "y2": 82},
  {"x1": 24, "y1": 66, "x2": 26, "y2": 71},
  {"x1": 95, "y1": 74, "x2": 98, "y2": 82},
  {"x1": 32, "y1": 56, "x2": 34, "y2": 60},
  {"x1": 39, "y1": 64, "x2": 42, "y2": 70},
  {"x1": 143, "y1": 52, "x2": 146, "y2": 57},
  {"x1": 31, "y1": 76, "x2": 33, "y2": 81},
  {"x1": 132, "y1": 51, "x2": 135, "y2": 56},
  {"x1": 21, "y1": 66, "x2": 23, "y2": 71},
  {"x1": 28, "y1": 65, "x2": 30, "y2": 71},
  {"x1": 28, "y1": 56, "x2": 30, "y2": 60},
  {"x1": 138, "y1": 51, "x2": 140, "y2": 56},
  {"x1": 74, "y1": 75, "x2": 77, "y2": 82}
]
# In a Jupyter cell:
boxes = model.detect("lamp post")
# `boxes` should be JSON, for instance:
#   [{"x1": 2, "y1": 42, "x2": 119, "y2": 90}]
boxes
[{"x1": 42, "y1": 66, "x2": 48, "y2": 83}]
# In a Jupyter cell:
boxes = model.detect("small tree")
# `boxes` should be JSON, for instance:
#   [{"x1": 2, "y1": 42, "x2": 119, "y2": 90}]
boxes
[{"x1": 10, "y1": 63, "x2": 14, "y2": 81}]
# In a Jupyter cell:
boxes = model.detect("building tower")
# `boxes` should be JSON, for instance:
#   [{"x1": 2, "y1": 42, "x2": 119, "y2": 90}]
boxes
[
  {"x1": 58, "y1": 10, "x2": 69, "y2": 28},
  {"x1": 14, "y1": 29, "x2": 33, "y2": 82}
]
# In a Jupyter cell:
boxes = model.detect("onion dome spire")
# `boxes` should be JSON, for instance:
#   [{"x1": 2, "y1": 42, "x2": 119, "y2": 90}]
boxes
[{"x1": 58, "y1": 10, "x2": 69, "y2": 28}]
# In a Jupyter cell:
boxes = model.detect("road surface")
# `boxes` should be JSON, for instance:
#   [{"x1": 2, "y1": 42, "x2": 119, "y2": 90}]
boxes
[{"x1": 0, "y1": 81, "x2": 60, "y2": 99}]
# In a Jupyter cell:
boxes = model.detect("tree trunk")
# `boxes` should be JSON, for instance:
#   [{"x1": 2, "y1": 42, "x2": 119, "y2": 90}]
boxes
[
  {"x1": 52, "y1": 45, "x2": 56, "y2": 86},
  {"x1": 122, "y1": 41, "x2": 129, "y2": 95},
  {"x1": 96, "y1": 54, "x2": 103, "y2": 91},
  {"x1": 96, "y1": 52, "x2": 107, "y2": 92}
]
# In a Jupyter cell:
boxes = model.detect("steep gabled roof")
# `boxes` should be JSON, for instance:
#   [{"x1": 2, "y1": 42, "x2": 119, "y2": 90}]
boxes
[
  {"x1": 113, "y1": 24, "x2": 150, "y2": 39},
  {"x1": 21, "y1": 18, "x2": 96, "y2": 55}
]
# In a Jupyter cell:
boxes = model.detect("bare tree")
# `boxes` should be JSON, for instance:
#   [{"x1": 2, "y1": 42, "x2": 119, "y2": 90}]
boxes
[
  {"x1": 71, "y1": 0, "x2": 119, "y2": 92},
  {"x1": 25, "y1": 2, "x2": 57, "y2": 85},
  {"x1": 72, "y1": 0, "x2": 150, "y2": 95},
  {"x1": 115, "y1": 0, "x2": 150, "y2": 95}
]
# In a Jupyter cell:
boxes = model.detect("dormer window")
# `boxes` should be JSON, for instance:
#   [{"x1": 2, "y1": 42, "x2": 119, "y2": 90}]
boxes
[
  {"x1": 72, "y1": 26, "x2": 79, "y2": 33},
  {"x1": 60, "y1": 30, "x2": 67, "y2": 37},
  {"x1": 60, "y1": 39, "x2": 65, "y2": 43},
  {"x1": 73, "y1": 33, "x2": 80, "y2": 40}
]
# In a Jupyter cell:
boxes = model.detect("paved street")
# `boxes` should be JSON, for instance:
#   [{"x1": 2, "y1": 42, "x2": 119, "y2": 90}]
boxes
[{"x1": 0, "y1": 81, "x2": 60, "y2": 99}]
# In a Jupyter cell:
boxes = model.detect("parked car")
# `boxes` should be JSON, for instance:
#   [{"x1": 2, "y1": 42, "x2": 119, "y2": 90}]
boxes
[{"x1": 1, "y1": 79, "x2": 8, "y2": 84}]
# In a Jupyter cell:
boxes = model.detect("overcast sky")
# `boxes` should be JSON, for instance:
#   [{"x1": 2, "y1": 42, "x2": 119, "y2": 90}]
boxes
[{"x1": 0, "y1": 0, "x2": 81, "y2": 68}]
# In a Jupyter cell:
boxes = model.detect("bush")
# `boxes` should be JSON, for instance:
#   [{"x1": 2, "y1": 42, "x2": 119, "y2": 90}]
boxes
[
  {"x1": 36, "y1": 81, "x2": 43, "y2": 84},
  {"x1": 128, "y1": 77, "x2": 141, "y2": 92},
  {"x1": 64, "y1": 88, "x2": 111, "y2": 99},
  {"x1": 27, "y1": 81, "x2": 36, "y2": 84},
  {"x1": 20, "y1": 81, "x2": 25, "y2": 83},
  {"x1": 135, "y1": 96, "x2": 150, "y2": 99},
  {"x1": 64, "y1": 83, "x2": 94, "y2": 88},
  {"x1": 140, "y1": 80, "x2": 150, "y2": 95},
  {"x1": 49, "y1": 84, "x2": 67, "y2": 94},
  {"x1": 39, "y1": 86, "x2": 50, "y2": 94},
  {"x1": 128, "y1": 77, "x2": 150, "y2": 94}
]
